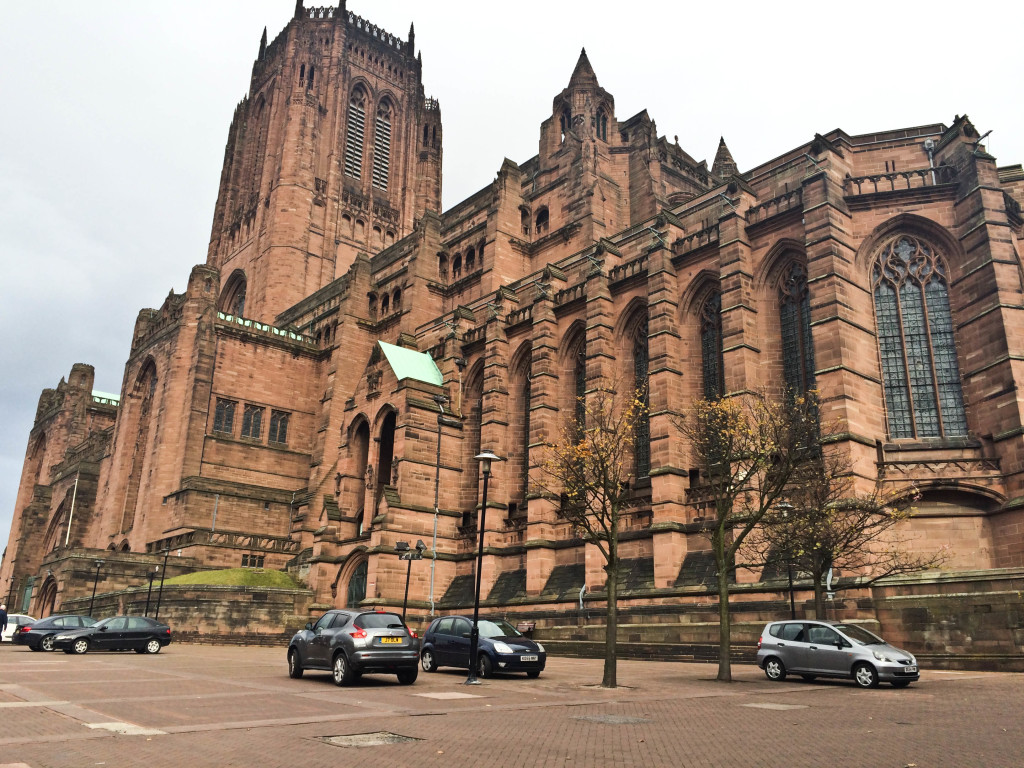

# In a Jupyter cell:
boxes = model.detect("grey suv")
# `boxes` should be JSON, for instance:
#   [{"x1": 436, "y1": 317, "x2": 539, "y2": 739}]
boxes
[
  {"x1": 757, "y1": 620, "x2": 918, "y2": 688},
  {"x1": 287, "y1": 609, "x2": 419, "y2": 686}
]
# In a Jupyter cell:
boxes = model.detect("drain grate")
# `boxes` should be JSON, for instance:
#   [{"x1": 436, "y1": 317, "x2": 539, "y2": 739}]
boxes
[
  {"x1": 572, "y1": 715, "x2": 652, "y2": 725},
  {"x1": 322, "y1": 732, "x2": 422, "y2": 748}
]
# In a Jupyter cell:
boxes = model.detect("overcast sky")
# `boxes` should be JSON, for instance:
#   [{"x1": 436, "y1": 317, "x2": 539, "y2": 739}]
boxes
[{"x1": 2, "y1": 0, "x2": 1022, "y2": 551}]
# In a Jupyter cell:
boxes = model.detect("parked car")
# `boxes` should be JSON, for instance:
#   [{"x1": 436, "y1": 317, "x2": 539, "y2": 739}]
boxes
[
  {"x1": 757, "y1": 619, "x2": 918, "y2": 688},
  {"x1": 287, "y1": 609, "x2": 419, "y2": 686},
  {"x1": 52, "y1": 616, "x2": 171, "y2": 655},
  {"x1": 420, "y1": 615, "x2": 546, "y2": 679},
  {"x1": 1, "y1": 614, "x2": 36, "y2": 643},
  {"x1": 15, "y1": 615, "x2": 97, "y2": 651}
]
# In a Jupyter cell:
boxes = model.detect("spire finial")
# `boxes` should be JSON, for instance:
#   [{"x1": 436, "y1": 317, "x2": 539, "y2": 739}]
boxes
[
  {"x1": 294, "y1": 0, "x2": 304, "y2": 19},
  {"x1": 259, "y1": 26, "x2": 268, "y2": 59}
]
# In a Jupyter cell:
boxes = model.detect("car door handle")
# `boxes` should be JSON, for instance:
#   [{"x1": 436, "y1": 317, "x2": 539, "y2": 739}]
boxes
[{"x1": 809, "y1": 645, "x2": 819, "y2": 650}]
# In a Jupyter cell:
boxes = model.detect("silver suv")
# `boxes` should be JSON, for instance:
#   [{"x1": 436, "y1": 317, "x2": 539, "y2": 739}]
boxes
[
  {"x1": 757, "y1": 620, "x2": 918, "y2": 689},
  {"x1": 287, "y1": 609, "x2": 419, "y2": 686}
]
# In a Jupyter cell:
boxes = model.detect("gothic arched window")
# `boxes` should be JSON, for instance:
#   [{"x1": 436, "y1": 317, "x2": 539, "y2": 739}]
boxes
[
  {"x1": 633, "y1": 317, "x2": 650, "y2": 478},
  {"x1": 344, "y1": 88, "x2": 367, "y2": 179},
  {"x1": 372, "y1": 100, "x2": 392, "y2": 190},
  {"x1": 779, "y1": 262, "x2": 816, "y2": 395},
  {"x1": 573, "y1": 336, "x2": 586, "y2": 436},
  {"x1": 701, "y1": 292, "x2": 725, "y2": 399},
  {"x1": 872, "y1": 235, "x2": 967, "y2": 438}
]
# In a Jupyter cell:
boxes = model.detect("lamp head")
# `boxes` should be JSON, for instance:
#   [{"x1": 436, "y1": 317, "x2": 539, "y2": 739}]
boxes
[
  {"x1": 395, "y1": 541, "x2": 410, "y2": 552},
  {"x1": 415, "y1": 540, "x2": 426, "y2": 553},
  {"x1": 474, "y1": 450, "x2": 503, "y2": 475},
  {"x1": 94, "y1": 559, "x2": 104, "y2": 569}
]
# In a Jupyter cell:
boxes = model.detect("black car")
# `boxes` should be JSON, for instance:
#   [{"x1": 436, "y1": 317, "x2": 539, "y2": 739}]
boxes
[
  {"x1": 287, "y1": 609, "x2": 419, "y2": 686},
  {"x1": 52, "y1": 615, "x2": 172, "y2": 655},
  {"x1": 420, "y1": 616, "x2": 546, "y2": 678},
  {"x1": 14, "y1": 614, "x2": 96, "y2": 651}
]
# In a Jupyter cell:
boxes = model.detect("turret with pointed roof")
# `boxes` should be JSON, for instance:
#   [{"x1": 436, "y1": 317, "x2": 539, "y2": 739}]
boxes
[{"x1": 712, "y1": 137, "x2": 739, "y2": 180}]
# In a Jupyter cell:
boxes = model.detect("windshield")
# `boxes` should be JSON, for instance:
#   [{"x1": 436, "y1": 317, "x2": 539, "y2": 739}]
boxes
[
  {"x1": 357, "y1": 612, "x2": 406, "y2": 630},
  {"x1": 478, "y1": 619, "x2": 520, "y2": 639},
  {"x1": 92, "y1": 618, "x2": 116, "y2": 629},
  {"x1": 834, "y1": 623, "x2": 884, "y2": 645}
]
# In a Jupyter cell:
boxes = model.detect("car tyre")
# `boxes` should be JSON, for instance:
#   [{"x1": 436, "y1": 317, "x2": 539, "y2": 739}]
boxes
[
  {"x1": 397, "y1": 667, "x2": 418, "y2": 685},
  {"x1": 763, "y1": 657, "x2": 787, "y2": 682},
  {"x1": 891, "y1": 679, "x2": 912, "y2": 689},
  {"x1": 40, "y1": 635, "x2": 55, "y2": 652},
  {"x1": 332, "y1": 653, "x2": 353, "y2": 686},
  {"x1": 145, "y1": 639, "x2": 161, "y2": 654},
  {"x1": 29, "y1": 645, "x2": 40, "y2": 652},
  {"x1": 72, "y1": 638, "x2": 89, "y2": 655},
  {"x1": 477, "y1": 653, "x2": 493, "y2": 679},
  {"x1": 420, "y1": 649, "x2": 438, "y2": 673},
  {"x1": 288, "y1": 648, "x2": 304, "y2": 679},
  {"x1": 853, "y1": 662, "x2": 879, "y2": 689},
  {"x1": 526, "y1": 670, "x2": 541, "y2": 679}
]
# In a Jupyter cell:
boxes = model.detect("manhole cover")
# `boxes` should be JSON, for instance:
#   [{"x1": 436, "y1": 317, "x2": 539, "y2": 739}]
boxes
[
  {"x1": 741, "y1": 703, "x2": 808, "y2": 711},
  {"x1": 322, "y1": 732, "x2": 422, "y2": 748},
  {"x1": 572, "y1": 715, "x2": 652, "y2": 725}
]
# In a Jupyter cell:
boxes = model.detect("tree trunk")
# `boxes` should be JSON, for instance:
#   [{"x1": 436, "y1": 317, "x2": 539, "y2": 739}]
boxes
[
  {"x1": 813, "y1": 577, "x2": 825, "y2": 619},
  {"x1": 714, "y1": 529, "x2": 732, "y2": 682},
  {"x1": 602, "y1": 559, "x2": 618, "y2": 688}
]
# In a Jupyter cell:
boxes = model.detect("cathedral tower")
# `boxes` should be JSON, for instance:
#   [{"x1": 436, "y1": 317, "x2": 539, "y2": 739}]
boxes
[{"x1": 206, "y1": 1, "x2": 442, "y2": 324}]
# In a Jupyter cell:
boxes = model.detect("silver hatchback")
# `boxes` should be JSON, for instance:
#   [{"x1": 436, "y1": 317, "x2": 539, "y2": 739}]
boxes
[{"x1": 757, "y1": 620, "x2": 919, "y2": 689}]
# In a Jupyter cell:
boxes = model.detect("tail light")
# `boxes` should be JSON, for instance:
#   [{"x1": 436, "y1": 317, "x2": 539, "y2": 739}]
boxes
[
  {"x1": 165, "y1": 628, "x2": 171, "y2": 635},
  {"x1": 757, "y1": 635, "x2": 763, "y2": 649},
  {"x1": 408, "y1": 629, "x2": 418, "y2": 639},
  {"x1": 19, "y1": 626, "x2": 31, "y2": 634},
  {"x1": 350, "y1": 625, "x2": 367, "y2": 639}
]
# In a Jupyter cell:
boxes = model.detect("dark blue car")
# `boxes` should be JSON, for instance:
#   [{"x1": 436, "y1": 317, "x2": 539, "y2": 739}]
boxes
[{"x1": 420, "y1": 616, "x2": 545, "y2": 678}]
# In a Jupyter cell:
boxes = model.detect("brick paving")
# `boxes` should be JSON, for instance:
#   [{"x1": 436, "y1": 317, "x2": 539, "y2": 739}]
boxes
[{"x1": 0, "y1": 643, "x2": 1021, "y2": 767}]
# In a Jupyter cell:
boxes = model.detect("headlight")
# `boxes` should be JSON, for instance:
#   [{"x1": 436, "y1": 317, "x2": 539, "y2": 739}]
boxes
[
  {"x1": 872, "y1": 650, "x2": 893, "y2": 662},
  {"x1": 492, "y1": 641, "x2": 514, "y2": 654},
  {"x1": 535, "y1": 643, "x2": 545, "y2": 653}
]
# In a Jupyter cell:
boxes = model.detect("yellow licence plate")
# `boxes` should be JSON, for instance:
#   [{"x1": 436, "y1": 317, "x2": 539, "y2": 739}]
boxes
[{"x1": 380, "y1": 637, "x2": 402, "y2": 644}]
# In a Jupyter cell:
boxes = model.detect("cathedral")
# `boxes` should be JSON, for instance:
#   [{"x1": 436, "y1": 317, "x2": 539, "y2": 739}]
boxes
[{"x1": 4, "y1": 2, "x2": 1024, "y2": 650}]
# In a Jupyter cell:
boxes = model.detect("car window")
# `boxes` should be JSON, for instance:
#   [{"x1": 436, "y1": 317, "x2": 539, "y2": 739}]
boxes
[
  {"x1": 832, "y1": 623, "x2": 883, "y2": 645},
  {"x1": 436, "y1": 617, "x2": 454, "y2": 636},
  {"x1": 478, "y1": 620, "x2": 519, "y2": 639},
  {"x1": 51, "y1": 617, "x2": 67, "y2": 628},
  {"x1": 452, "y1": 618, "x2": 471, "y2": 637},
  {"x1": 329, "y1": 613, "x2": 350, "y2": 629},
  {"x1": 127, "y1": 618, "x2": 150, "y2": 630},
  {"x1": 769, "y1": 623, "x2": 805, "y2": 642},
  {"x1": 313, "y1": 613, "x2": 335, "y2": 631},
  {"x1": 807, "y1": 625, "x2": 841, "y2": 645},
  {"x1": 105, "y1": 617, "x2": 128, "y2": 631},
  {"x1": 356, "y1": 612, "x2": 405, "y2": 629}
]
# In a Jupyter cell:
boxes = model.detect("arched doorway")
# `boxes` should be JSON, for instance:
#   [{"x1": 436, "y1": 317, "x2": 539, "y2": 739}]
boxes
[
  {"x1": 35, "y1": 576, "x2": 58, "y2": 618},
  {"x1": 345, "y1": 560, "x2": 368, "y2": 607}
]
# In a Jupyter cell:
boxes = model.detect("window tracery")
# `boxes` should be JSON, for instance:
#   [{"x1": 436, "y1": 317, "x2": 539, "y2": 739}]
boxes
[
  {"x1": 700, "y1": 292, "x2": 724, "y2": 399},
  {"x1": 779, "y1": 261, "x2": 816, "y2": 395}
]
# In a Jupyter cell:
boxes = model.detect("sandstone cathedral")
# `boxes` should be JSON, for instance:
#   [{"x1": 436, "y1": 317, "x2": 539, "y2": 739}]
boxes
[{"x1": 3, "y1": 2, "x2": 1023, "y2": 656}]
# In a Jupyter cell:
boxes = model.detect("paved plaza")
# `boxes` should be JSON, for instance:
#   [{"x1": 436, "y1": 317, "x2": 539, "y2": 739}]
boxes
[{"x1": 0, "y1": 642, "x2": 1020, "y2": 767}]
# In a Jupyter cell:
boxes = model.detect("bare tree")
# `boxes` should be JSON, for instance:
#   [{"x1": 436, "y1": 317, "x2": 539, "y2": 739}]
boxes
[
  {"x1": 679, "y1": 393, "x2": 820, "y2": 682},
  {"x1": 750, "y1": 443, "x2": 945, "y2": 618},
  {"x1": 536, "y1": 383, "x2": 648, "y2": 688}
]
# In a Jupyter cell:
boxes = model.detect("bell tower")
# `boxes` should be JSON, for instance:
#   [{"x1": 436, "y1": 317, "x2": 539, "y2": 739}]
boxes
[{"x1": 206, "y1": 2, "x2": 443, "y2": 323}]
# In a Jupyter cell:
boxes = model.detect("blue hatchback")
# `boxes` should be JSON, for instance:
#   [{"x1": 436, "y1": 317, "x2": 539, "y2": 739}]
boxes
[{"x1": 420, "y1": 616, "x2": 546, "y2": 678}]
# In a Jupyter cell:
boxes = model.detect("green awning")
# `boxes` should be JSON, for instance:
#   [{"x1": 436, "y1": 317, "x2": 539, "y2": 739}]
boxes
[{"x1": 378, "y1": 341, "x2": 443, "y2": 386}]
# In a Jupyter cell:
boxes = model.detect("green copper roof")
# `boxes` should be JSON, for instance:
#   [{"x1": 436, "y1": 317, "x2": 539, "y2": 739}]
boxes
[{"x1": 378, "y1": 341, "x2": 443, "y2": 386}]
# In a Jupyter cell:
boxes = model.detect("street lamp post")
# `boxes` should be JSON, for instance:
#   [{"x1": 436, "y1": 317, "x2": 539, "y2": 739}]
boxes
[
  {"x1": 396, "y1": 540, "x2": 426, "y2": 622},
  {"x1": 154, "y1": 548, "x2": 170, "y2": 621},
  {"x1": 777, "y1": 502, "x2": 796, "y2": 619},
  {"x1": 87, "y1": 560, "x2": 103, "y2": 617},
  {"x1": 144, "y1": 568, "x2": 158, "y2": 617},
  {"x1": 466, "y1": 450, "x2": 502, "y2": 685}
]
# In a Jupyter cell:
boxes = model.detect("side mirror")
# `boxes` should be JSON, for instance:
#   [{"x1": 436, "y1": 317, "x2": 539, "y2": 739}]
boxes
[
  {"x1": 304, "y1": 622, "x2": 312, "y2": 631},
  {"x1": 99, "y1": 626, "x2": 108, "y2": 632},
  {"x1": 836, "y1": 639, "x2": 846, "y2": 649},
  {"x1": 462, "y1": 632, "x2": 472, "y2": 639}
]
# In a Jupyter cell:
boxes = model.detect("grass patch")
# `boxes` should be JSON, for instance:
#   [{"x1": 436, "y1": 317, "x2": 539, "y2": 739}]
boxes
[{"x1": 163, "y1": 568, "x2": 299, "y2": 588}]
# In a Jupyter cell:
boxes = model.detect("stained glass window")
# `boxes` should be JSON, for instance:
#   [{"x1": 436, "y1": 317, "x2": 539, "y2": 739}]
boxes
[
  {"x1": 872, "y1": 235, "x2": 967, "y2": 438},
  {"x1": 574, "y1": 339, "x2": 586, "y2": 434},
  {"x1": 701, "y1": 292, "x2": 724, "y2": 399},
  {"x1": 779, "y1": 262, "x2": 816, "y2": 395},
  {"x1": 633, "y1": 318, "x2": 650, "y2": 478}
]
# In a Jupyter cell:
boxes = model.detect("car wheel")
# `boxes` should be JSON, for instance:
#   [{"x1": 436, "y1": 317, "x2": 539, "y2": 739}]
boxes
[
  {"x1": 420, "y1": 649, "x2": 438, "y2": 673},
  {"x1": 477, "y1": 653, "x2": 493, "y2": 679},
  {"x1": 800, "y1": 674, "x2": 816, "y2": 682},
  {"x1": 397, "y1": 667, "x2": 418, "y2": 685},
  {"x1": 144, "y1": 639, "x2": 161, "y2": 655},
  {"x1": 288, "y1": 648, "x2": 304, "y2": 679},
  {"x1": 763, "y1": 657, "x2": 786, "y2": 681},
  {"x1": 332, "y1": 653, "x2": 353, "y2": 686},
  {"x1": 40, "y1": 635, "x2": 55, "y2": 652},
  {"x1": 853, "y1": 663, "x2": 879, "y2": 689},
  {"x1": 526, "y1": 670, "x2": 541, "y2": 679},
  {"x1": 29, "y1": 645, "x2": 40, "y2": 652},
  {"x1": 891, "y1": 679, "x2": 912, "y2": 689},
  {"x1": 72, "y1": 639, "x2": 90, "y2": 655}
]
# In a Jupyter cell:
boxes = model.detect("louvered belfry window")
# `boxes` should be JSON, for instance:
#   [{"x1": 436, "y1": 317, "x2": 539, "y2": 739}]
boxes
[
  {"x1": 872, "y1": 235, "x2": 967, "y2": 438},
  {"x1": 344, "y1": 89, "x2": 366, "y2": 179},
  {"x1": 779, "y1": 261, "x2": 816, "y2": 395},
  {"x1": 701, "y1": 292, "x2": 725, "y2": 399},
  {"x1": 372, "y1": 102, "x2": 392, "y2": 190}
]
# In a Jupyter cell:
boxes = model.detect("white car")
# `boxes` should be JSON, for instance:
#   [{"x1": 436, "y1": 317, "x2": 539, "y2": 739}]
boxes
[{"x1": 2, "y1": 614, "x2": 37, "y2": 642}]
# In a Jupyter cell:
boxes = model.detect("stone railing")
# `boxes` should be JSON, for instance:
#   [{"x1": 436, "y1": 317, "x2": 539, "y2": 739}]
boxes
[
  {"x1": 216, "y1": 312, "x2": 316, "y2": 348},
  {"x1": 746, "y1": 189, "x2": 802, "y2": 225},
  {"x1": 673, "y1": 224, "x2": 719, "y2": 258},
  {"x1": 608, "y1": 254, "x2": 648, "y2": 284},
  {"x1": 505, "y1": 305, "x2": 533, "y2": 327},
  {"x1": 347, "y1": 11, "x2": 404, "y2": 51},
  {"x1": 554, "y1": 283, "x2": 585, "y2": 306},
  {"x1": 844, "y1": 164, "x2": 957, "y2": 196}
]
